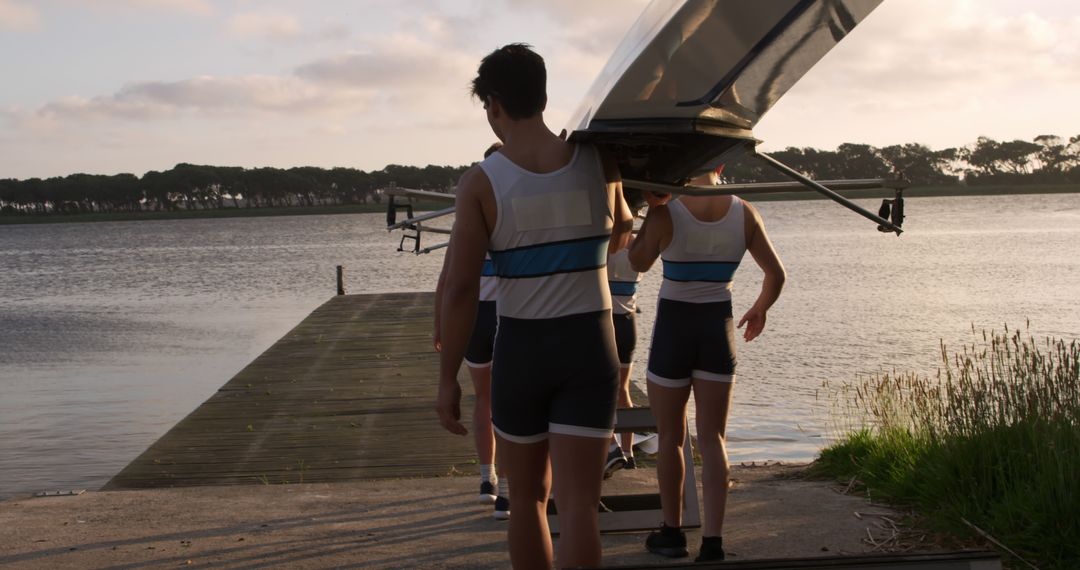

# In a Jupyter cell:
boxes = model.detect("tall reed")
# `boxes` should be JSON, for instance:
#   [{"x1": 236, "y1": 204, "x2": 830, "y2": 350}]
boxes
[{"x1": 815, "y1": 326, "x2": 1079, "y2": 569}]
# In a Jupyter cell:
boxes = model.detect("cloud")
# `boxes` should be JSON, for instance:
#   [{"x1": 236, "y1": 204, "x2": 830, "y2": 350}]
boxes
[
  {"x1": 226, "y1": 12, "x2": 303, "y2": 41},
  {"x1": 90, "y1": 0, "x2": 213, "y2": 16},
  {"x1": 501, "y1": 0, "x2": 650, "y2": 54},
  {"x1": 294, "y1": 33, "x2": 484, "y2": 132},
  {"x1": 225, "y1": 11, "x2": 350, "y2": 44},
  {"x1": 0, "y1": 0, "x2": 211, "y2": 33},
  {"x1": 296, "y1": 34, "x2": 475, "y2": 90},
  {"x1": 784, "y1": 0, "x2": 1080, "y2": 104},
  {"x1": 33, "y1": 75, "x2": 370, "y2": 123},
  {"x1": 754, "y1": 0, "x2": 1080, "y2": 150},
  {"x1": 0, "y1": 0, "x2": 39, "y2": 31},
  {"x1": 22, "y1": 29, "x2": 480, "y2": 129},
  {"x1": 500, "y1": 0, "x2": 647, "y2": 29},
  {"x1": 315, "y1": 22, "x2": 350, "y2": 42}
]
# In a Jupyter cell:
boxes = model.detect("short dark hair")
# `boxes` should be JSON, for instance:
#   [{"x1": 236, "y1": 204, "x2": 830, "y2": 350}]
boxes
[
  {"x1": 471, "y1": 44, "x2": 546, "y2": 120},
  {"x1": 483, "y1": 142, "x2": 503, "y2": 158}
]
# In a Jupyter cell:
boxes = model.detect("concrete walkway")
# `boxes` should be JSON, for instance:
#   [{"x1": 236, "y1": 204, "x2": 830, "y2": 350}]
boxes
[{"x1": 1, "y1": 464, "x2": 926, "y2": 569}]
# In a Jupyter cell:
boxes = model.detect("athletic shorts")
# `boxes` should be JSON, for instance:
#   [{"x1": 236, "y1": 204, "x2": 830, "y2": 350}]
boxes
[
  {"x1": 612, "y1": 311, "x2": 636, "y2": 367},
  {"x1": 646, "y1": 298, "x2": 737, "y2": 388},
  {"x1": 491, "y1": 310, "x2": 620, "y2": 443},
  {"x1": 464, "y1": 301, "x2": 497, "y2": 368}
]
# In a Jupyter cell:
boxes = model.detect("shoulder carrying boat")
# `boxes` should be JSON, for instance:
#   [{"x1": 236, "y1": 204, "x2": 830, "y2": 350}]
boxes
[{"x1": 388, "y1": 0, "x2": 906, "y2": 253}]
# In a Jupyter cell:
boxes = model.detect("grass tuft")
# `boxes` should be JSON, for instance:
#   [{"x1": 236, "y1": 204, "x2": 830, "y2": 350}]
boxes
[{"x1": 814, "y1": 326, "x2": 1079, "y2": 569}]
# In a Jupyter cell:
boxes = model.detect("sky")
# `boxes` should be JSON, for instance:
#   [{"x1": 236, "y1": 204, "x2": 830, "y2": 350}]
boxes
[{"x1": 1, "y1": 0, "x2": 1079, "y2": 180}]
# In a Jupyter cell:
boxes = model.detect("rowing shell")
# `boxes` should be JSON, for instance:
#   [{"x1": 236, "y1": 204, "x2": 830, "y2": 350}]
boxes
[
  {"x1": 388, "y1": 0, "x2": 904, "y2": 243},
  {"x1": 567, "y1": 0, "x2": 884, "y2": 184}
]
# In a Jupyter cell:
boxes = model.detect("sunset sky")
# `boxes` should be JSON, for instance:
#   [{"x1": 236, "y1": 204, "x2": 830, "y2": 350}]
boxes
[{"x1": 2, "y1": 0, "x2": 1078, "y2": 179}]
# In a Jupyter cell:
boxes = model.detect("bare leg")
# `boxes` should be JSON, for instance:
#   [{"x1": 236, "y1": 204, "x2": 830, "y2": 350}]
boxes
[
  {"x1": 496, "y1": 438, "x2": 507, "y2": 480},
  {"x1": 692, "y1": 379, "x2": 734, "y2": 537},
  {"x1": 646, "y1": 381, "x2": 692, "y2": 527},
  {"x1": 469, "y1": 365, "x2": 495, "y2": 466},
  {"x1": 499, "y1": 436, "x2": 552, "y2": 570},
  {"x1": 617, "y1": 365, "x2": 635, "y2": 454},
  {"x1": 549, "y1": 433, "x2": 608, "y2": 569}
]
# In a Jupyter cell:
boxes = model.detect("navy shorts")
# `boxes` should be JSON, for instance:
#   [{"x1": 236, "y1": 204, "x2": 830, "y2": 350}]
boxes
[
  {"x1": 612, "y1": 311, "x2": 636, "y2": 366},
  {"x1": 464, "y1": 301, "x2": 497, "y2": 368},
  {"x1": 491, "y1": 310, "x2": 620, "y2": 443},
  {"x1": 646, "y1": 299, "x2": 737, "y2": 388}
]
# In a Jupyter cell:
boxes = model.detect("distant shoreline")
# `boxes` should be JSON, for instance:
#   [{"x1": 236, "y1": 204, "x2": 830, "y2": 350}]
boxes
[
  {"x1": 2, "y1": 185, "x2": 1077, "y2": 225},
  {"x1": 0, "y1": 200, "x2": 449, "y2": 225}
]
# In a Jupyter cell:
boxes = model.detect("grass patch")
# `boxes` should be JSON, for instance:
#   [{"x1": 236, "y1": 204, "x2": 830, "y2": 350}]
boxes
[{"x1": 814, "y1": 326, "x2": 1080, "y2": 569}]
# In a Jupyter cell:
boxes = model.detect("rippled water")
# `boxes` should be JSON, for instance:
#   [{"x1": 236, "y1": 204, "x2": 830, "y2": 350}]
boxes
[{"x1": 1, "y1": 193, "x2": 1078, "y2": 499}]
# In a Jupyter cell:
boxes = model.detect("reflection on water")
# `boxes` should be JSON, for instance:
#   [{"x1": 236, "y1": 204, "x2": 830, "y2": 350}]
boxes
[{"x1": 1, "y1": 194, "x2": 1078, "y2": 498}]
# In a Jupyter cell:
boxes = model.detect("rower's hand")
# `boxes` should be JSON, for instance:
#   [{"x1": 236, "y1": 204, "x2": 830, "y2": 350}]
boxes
[
  {"x1": 737, "y1": 307, "x2": 767, "y2": 342},
  {"x1": 433, "y1": 330, "x2": 442, "y2": 352},
  {"x1": 436, "y1": 380, "x2": 467, "y2": 435},
  {"x1": 645, "y1": 191, "x2": 671, "y2": 208}
]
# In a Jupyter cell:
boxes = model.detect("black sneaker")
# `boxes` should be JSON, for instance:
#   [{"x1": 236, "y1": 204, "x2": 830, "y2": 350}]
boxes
[
  {"x1": 645, "y1": 524, "x2": 688, "y2": 558},
  {"x1": 603, "y1": 447, "x2": 627, "y2": 479},
  {"x1": 695, "y1": 536, "x2": 725, "y2": 562},
  {"x1": 624, "y1": 456, "x2": 637, "y2": 470},
  {"x1": 493, "y1": 496, "x2": 510, "y2": 520},
  {"x1": 479, "y1": 481, "x2": 497, "y2": 504}
]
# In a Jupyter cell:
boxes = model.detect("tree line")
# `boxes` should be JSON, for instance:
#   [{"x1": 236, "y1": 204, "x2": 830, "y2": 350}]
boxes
[
  {"x1": 722, "y1": 135, "x2": 1080, "y2": 187},
  {"x1": 2, "y1": 135, "x2": 1078, "y2": 216},
  {"x1": 0, "y1": 163, "x2": 469, "y2": 215}
]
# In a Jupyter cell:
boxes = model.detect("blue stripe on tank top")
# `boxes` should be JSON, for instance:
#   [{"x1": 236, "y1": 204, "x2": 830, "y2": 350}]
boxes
[
  {"x1": 490, "y1": 235, "x2": 609, "y2": 279},
  {"x1": 662, "y1": 260, "x2": 740, "y2": 283},
  {"x1": 481, "y1": 259, "x2": 496, "y2": 277},
  {"x1": 609, "y1": 281, "x2": 638, "y2": 297}
]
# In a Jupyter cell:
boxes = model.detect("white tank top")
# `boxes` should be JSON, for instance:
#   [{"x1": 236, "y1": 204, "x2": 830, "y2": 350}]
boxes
[
  {"x1": 659, "y1": 197, "x2": 746, "y2": 304},
  {"x1": 607, "y1": 248, "x2": 641, "y2": 315},
  {"x1": 482, "y1": 144, "x2": 613, "y2": 320},
  {"x1": 479, "y1": 254, "x2": 497, "y2": 302}
]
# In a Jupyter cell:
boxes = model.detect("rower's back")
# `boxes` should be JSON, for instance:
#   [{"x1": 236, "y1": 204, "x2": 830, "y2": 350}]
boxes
[
  {"x1": 483, "y1": 143, "x2": 614, "y2": 320},
  {"x1": 659, "y1": 193, "x2": 746, "y2": 305}
]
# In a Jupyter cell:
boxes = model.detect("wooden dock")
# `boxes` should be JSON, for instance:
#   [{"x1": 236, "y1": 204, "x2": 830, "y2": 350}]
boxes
[
  {"x1": 78, "y1": 293, "x2": 1005, "y2": 569},
  {"x1": 105, "y1": 292, "x2": 477, "y2": 489}
]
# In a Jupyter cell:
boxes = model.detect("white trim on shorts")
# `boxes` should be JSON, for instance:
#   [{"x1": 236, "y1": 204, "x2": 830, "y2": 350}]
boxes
[
  {"x1": 647, "y1": 369, "x2": 691, "y2": 388},
  {"x1": 618, "y1": 362, "x2": 632, "y2": 370},
  {"x1": 464, "y1": 359, "x2": 492, "y2": 369},
  {"x1": 647, "y1": 369, "x2": 736, "y2": 386},
  {"x1": 692, "y1": 370, "x2": 735, "y2": 383},
  {"x1": 494, "y1": 425, "x2": 548, "y2": 444},
  {"x1": 549, "y1": 423, "x2": 614, "y2": 439}
]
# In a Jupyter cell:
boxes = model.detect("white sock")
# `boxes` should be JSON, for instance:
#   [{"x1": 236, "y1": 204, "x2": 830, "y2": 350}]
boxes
[
  {"x1": 480, "y1": 464, "x2": 496, "y2": 484},
  {"x1": 498, "y1": 477, "x2": 509, "y2": 499}
]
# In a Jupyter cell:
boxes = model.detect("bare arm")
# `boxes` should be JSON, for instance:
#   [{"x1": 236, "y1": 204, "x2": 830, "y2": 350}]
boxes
[
  {"x1": 738, "y1": 201, "x2": 786, "y2": 342},
  {"x1": 601, "y1": 150, "x2": 633, "y2": 254},
  {"x1": 628, "y1": 203, "x2": 671, "y2": 273},
  {"x1": 435, "y1": 168, "x2": 490, "y2": 435},
  {"x1": 433, "y1": 242, "x2": 452, "y2": 352}
]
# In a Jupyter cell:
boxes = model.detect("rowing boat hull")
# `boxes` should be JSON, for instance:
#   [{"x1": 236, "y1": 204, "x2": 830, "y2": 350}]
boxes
[{"x1": 567, "y1": 0, "x2": 883, "y2": 184}]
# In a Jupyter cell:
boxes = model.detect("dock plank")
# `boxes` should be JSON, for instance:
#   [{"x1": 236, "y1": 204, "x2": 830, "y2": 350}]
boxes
[{"x1": 105, "y1": 292, "x2": 479, "y2": 489}]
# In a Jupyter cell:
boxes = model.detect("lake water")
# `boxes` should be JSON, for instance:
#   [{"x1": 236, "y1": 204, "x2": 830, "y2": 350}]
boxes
[{"x1": 1, "y1": 193, "x2": 1078, "y2": 499}]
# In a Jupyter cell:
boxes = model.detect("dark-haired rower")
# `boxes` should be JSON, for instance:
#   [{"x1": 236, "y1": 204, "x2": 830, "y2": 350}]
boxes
[{"x1": 435, "y1": 44, "x2": 633, "y2": 569}]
